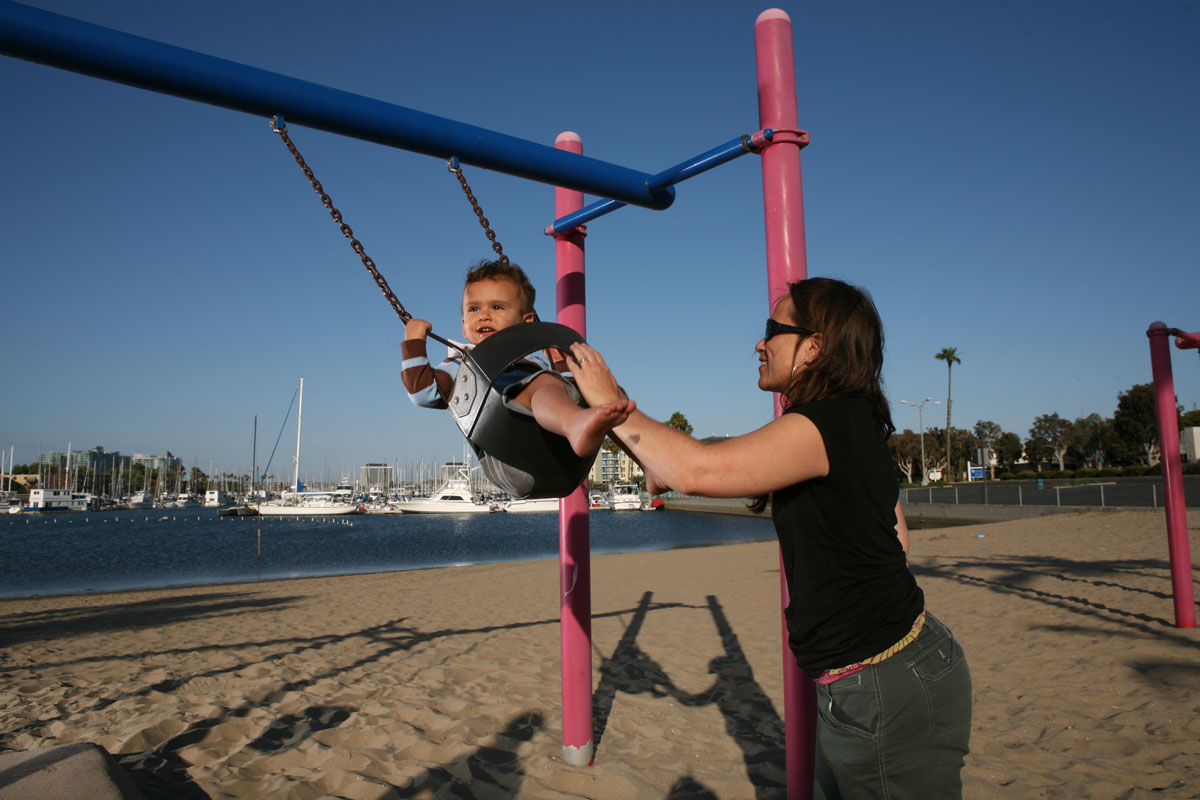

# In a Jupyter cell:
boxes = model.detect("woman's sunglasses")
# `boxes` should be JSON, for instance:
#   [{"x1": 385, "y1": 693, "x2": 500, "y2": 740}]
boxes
[{"x1": 764, "y1": 318, "x2": 815, "y2": 341}]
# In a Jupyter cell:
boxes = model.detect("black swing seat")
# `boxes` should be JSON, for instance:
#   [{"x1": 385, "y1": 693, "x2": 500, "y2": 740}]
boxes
[{"x1": 447, "y1": 322, "x2": 592, "y2": 500}]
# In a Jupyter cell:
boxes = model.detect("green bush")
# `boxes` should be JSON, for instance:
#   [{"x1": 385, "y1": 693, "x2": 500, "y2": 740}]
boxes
[
  {"x1": 1122, "y1": 465, "x2": 1150, "y2": 477},
  {"x1": 1099, "y1": 467, "x2": 1124, "y2": 478},
  {"x1": 1013, "y1": 470, "x2": 1039, "y2": 480},
  {"x1": 1185, "y1": 460, "x2": 1200, "y2": 475},
  {"x1": 1074, "y1": 468, "x2": 1101, "y2": 478}
]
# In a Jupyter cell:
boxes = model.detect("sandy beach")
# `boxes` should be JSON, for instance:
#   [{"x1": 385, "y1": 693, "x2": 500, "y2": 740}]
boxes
[{"x1": 1, "y1": 509, "x2": 1197, "y2": 798}]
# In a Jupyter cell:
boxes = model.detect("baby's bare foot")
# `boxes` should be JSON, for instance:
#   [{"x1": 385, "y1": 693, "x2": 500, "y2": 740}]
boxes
[{"x1": 567, "y1": 402, "x2": 630, "y2": 457}]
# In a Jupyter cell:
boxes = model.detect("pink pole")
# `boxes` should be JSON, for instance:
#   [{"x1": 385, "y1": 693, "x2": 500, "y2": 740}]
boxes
[
  {"x1": 756, "y1": 9, "x2": 816, "y2": 799},
  {"x1": 554, "y1": 130, "x2": 595, "y2": 765},
  {"x1": 1146, "y1": 322, "x2": 1196, "y2": 628}
]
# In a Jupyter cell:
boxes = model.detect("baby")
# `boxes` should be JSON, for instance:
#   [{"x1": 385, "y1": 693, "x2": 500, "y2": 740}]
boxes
[{"x1": 402, "y1": 260, "x2": 635, "y2": 459}]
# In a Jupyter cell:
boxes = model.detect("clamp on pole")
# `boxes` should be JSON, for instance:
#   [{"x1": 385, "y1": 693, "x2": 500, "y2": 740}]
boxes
[{"x1": 747, "y1": 127, "x2": 810, "y2": 152}]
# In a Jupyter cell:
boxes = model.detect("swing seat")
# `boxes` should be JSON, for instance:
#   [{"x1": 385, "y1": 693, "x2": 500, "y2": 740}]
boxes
[{"x1": 448, "y1": 322, "x2": 592, "y2": 500}]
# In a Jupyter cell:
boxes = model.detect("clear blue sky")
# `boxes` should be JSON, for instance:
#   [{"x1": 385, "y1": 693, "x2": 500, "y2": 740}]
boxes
[{"x1": 2, "y1": 0, "x2": 1197, "y2": 483}]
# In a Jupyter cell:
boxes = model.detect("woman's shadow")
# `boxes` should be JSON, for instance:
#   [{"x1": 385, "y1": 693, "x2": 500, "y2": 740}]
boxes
[{"x1": 592, "y1": 591, "x2": 785, "y2": 798}]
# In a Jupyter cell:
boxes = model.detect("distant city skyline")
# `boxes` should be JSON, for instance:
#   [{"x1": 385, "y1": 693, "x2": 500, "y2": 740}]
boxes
[{"x1": 2, "y1": 1, "x2": 1197, "y2": 472}]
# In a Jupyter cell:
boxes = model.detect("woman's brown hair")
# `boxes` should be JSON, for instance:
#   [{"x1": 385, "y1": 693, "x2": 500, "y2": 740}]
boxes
[
  {"x1": 749, "y1": 277, "x2": 893, "y2": 513},
  {"x1": 780, "y1": 277, "x2": 894, "y2": 438}
]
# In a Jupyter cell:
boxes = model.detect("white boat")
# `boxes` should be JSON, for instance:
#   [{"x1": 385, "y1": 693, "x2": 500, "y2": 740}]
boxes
[
  {"x1": 608, "y1": 484, "x2": 642, "y2": 511},
  {"x1": 257, "y1": 490, "x2": 361, "y2": 516},
  {"x1": 127, "y1": 490, "x2": 153, "y2": 509},
  {"x1": 2, "y1": 489, "x2": 21, "y2": 514},
  {"x1": 254, "y1": 378, "x2": 361, "y2": 517},
  {"x1": 175, "y1": 492, "x2": 200, "y2": 508},
  {"x1": 24, "y1": 488, "x2": 88, "y2": 512},
  {"x1": 203, "y1": 489, "x2": 232, "y2": 508},
  {"x1": 499, "y1": 497, "x2": 560, "y2": 513},
  {"x1": 589, "y1": 491, "x2": 609, "y2": 510},
  {"x1": 400, "y1": 465, "x2": 491, "y2": 514}
]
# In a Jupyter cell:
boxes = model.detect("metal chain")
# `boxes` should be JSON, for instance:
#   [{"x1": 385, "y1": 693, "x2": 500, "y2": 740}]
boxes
[
  {"x1": 269, "y1": 117, "x2": 413, "y2": 325},
  {"x1": 446, "y1": 158, "x2": 509, "y2": 265}
]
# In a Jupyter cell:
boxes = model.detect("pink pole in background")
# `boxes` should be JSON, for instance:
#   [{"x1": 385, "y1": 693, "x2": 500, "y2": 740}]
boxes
[
  {"x1": 554, "y1": 130, "x2": 595, "y2": 765},
  {"x1": 755, "y1": 9, "x2": 816, "y2": 799},
  {"x1": 1146, "y1": 322, "x2": 1197, "y2": 628}
]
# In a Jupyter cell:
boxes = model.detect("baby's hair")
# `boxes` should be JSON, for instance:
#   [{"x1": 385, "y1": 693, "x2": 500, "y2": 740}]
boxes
[{"x1": 465, "y1": 260, "x2": 536, "y2": 315}]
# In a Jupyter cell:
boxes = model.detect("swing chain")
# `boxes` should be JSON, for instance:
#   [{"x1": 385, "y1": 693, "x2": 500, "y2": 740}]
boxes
[
  {"x1": 269, "y1": 117, "x2": 413, "y2": 324},
  {"x1": 447, "y1": 158, "x2": 509, "y2": 266}
]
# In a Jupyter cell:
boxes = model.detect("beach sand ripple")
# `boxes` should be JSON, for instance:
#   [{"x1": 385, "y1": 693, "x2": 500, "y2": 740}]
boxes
[{"x1": 1, "y1": 510, "x2": 1197, "y2": 797}]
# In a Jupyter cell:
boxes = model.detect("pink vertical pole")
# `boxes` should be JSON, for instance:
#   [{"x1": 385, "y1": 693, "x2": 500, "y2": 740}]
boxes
[
  {"x1": 554, "y1": 130, "x2": 595, "y2": 765},
  {"x1": 1146, "y1": 322, "x2": 1196, "y2": 628},
  {"x1": 756, "y1": 9, "x2": 816, "y2": 799}
]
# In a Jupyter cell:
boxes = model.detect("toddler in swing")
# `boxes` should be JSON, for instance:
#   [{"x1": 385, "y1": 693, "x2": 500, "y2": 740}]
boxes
[{"x1": 402, "y1": 260, "x2": 636, "y2": 460}]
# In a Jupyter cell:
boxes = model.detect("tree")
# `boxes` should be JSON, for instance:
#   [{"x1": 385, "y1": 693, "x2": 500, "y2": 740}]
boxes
[
  {"x1": 1023, "y1": 434, "x2": 1052, "y2": 469},
  {"x1": 1029, "y1": 413, "x2": 1073, "y2": 470},
  {"x1": 667, "y1": 412, "x2": 694, "y2": 436},
  {"x1": 935, "y1": 347, "x2": 961, "y2": 480},
  {"x1": 1181, "y1": 409, "x2": 1200, "y2": 429},
  {"x1": 995, "y1": 432, "x2": 1023, "y2": 470},
  {"x1": 1070, "y1": 413, "x2": 1106, "y2": 469},
  {"x1": 888, "y1": 429, "x2": 923, "y2": 484},
  {"x1": 973, "y1": 420, "x2": 1003, "y2": 478},
  {"x1": 1113, "y1": 383, "x2": 1160, "y2": 465}
]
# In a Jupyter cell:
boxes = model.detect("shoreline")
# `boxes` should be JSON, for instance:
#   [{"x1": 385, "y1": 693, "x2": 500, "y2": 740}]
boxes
[
  {"x1": 2, "y1": 510, "x2": 1197, "y2": 797},
  {"x1": 0, "y1": 528, "x2": 776, "y2": 605}
]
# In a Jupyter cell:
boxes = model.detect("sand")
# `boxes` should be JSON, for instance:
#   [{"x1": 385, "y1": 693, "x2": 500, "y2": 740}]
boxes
[{"x1": 1, "y1": 509, "x2": 1197, "y2": 799}]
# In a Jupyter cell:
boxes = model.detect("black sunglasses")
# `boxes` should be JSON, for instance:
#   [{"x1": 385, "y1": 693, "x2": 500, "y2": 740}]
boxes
[{"x1": 764, "y1": 318, "x2": 815, "y2": 341}]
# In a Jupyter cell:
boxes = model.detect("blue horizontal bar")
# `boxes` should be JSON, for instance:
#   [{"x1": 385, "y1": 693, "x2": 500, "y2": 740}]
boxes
[
  {"x1": 0, "y1": 0, "x2": 675, "y2": 210},
  {"x1": 548, "y1": 133, "x2": 758, "y2": 233}
]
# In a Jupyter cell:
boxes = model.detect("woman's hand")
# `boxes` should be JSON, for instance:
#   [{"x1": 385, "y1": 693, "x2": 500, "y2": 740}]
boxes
[{"x1": 567, "y1": 343, "x2": 626, "y2": 407}]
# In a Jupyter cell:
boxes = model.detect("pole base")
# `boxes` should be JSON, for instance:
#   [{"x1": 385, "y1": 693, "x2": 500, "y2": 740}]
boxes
[{"x1": 562, "y1": 741, "x2": 594, "y2": 767}]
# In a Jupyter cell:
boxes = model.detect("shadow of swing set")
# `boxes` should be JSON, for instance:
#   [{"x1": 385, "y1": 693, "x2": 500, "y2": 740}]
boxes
[{"x1": 1, "y1": 1, "x2": 819, "y2": 794}]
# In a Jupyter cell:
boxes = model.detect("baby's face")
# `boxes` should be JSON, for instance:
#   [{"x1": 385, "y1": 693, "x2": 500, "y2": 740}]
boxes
[{"x1": 462, "y1": 278, "x2": 534, "y2": 344}]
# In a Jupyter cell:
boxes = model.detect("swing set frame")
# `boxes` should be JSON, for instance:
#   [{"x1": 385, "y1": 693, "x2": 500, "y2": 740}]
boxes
[{"x1": 0, "y1": 2, "x2": 817, "y2": 796}]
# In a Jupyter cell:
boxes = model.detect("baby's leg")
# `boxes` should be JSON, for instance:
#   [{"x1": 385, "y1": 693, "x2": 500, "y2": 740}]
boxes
[{"x1": 516, "y1": 375, "x2": 633, "y2": 457}]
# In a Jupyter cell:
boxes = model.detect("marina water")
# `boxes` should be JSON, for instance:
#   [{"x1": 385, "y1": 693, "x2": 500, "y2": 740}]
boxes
[{"x1": 0, "y1": 508, "x2": 774, "y2": 599}]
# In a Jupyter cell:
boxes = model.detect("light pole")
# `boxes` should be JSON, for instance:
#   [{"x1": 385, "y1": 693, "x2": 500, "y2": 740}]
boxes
[{"x1": 900, "y1": 398, "x2": 941, "y2": 486}]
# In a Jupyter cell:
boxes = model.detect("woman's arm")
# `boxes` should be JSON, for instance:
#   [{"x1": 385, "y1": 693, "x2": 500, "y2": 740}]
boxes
[
  {"x1": 894, "y1": 500, "x2": 910, "y2": 556},
  {"x1": 568, "y1": 343, "x2": 830, "y2": 497}
]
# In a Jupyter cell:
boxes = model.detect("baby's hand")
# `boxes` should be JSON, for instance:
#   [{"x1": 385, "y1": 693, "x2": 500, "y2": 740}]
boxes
[{"x1": 405, "y1": 318, "x2": 432, "y2": 341}]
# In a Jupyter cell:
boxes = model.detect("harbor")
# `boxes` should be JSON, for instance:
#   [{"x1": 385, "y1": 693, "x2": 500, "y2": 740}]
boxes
[{"x1": 0, "y1": 505, "x2": 774, "y2": 600}]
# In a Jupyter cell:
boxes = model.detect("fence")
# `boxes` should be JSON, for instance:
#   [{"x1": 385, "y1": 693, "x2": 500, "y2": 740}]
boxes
[{"x1": 904, "y1": 478, "x2": 1200, "y2": 510}]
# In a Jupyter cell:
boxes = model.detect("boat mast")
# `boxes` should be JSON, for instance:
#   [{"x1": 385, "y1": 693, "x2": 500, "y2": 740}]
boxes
[{"x1": 292, "y1": 377, "x2": 303, "y2": 492}]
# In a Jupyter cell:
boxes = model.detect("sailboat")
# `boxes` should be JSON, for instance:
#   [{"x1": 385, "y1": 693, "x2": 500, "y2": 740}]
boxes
[{"x1": 256, "y1": 378, "x2": 361, "y2": 516}]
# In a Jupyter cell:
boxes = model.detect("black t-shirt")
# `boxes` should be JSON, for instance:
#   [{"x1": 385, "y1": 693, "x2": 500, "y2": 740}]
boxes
[{"x1": 772, "y1": 396, "x2": 924, "y2": 677}]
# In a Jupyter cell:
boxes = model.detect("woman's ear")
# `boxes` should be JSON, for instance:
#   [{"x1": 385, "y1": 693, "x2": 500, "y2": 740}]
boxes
[{"x1": 805, "y1": 332, "x2": 823, "y2": 360}]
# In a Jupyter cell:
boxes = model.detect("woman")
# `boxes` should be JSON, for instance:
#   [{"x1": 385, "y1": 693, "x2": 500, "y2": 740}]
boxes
[{"x1": 568, "y1": 277, "x2": 971, "y2": 799}]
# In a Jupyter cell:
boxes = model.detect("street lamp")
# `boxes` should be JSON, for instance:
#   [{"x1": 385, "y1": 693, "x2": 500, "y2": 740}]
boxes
[{"x1": 900, "y1": 398, "x2": 941, "y2": 486}]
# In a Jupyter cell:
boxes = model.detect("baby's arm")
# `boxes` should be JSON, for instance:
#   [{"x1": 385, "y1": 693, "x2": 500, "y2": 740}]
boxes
[{"x1": 402, "y1": 318, "x2": 457, "y2": 409}]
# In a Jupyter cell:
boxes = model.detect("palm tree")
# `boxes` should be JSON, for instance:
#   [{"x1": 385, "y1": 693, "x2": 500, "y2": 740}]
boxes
[{"x1": 935, "y1": 347, "x2": 961, "y2": 480}]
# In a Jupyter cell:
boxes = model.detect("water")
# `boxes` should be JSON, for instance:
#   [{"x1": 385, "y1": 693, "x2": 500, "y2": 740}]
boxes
[{"x1": 0, "y1": 508, "x2": 774, "y2": 599}]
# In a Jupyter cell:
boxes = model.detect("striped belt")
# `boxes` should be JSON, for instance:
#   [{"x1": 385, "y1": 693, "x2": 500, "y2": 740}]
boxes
[{"x1": 815, "y1": 610, "x2": 927, "y2": 686}]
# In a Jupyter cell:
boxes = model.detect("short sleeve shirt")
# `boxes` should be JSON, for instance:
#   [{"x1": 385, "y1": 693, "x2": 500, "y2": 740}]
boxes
[{"x1": 771, "y1": 396, "x2": 923, "y2": 676}]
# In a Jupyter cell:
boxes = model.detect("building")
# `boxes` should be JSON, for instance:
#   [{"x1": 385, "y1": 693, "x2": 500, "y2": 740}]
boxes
[
  {"x1": 130, "y1": 451, "x2": 183, "y2": 473},
  {"x1": 588, "y1": 447, "x2": 643, "y2": 487},
  {"x1": 360, "y1": 463, "x2": 393, "y2": 493},
  {"x1": 38, "y1": 446, "x2": 131, "y2": 474}
]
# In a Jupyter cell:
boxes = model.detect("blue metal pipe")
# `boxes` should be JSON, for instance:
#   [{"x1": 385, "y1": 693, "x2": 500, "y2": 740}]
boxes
[
  {"x1": 548, "y1": 133, "x2": 761, "y2": 233},
  {"x1": 0, "y1": 0, "x2": 675, "y2": 210}
]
